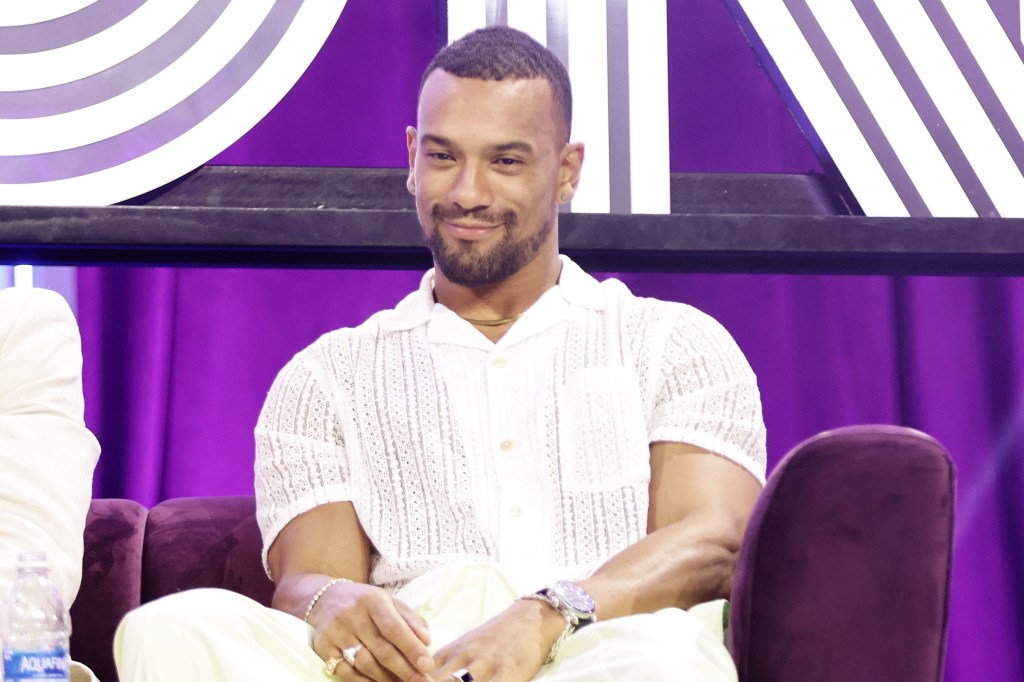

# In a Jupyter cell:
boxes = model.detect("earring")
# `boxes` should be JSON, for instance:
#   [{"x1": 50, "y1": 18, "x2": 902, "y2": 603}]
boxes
[
  {"x1": 560, "y1": 192, "x2": 570, "y2": 202},
  {"x1": 406, "y1": 175, "x2": 416, "y2": 195}
]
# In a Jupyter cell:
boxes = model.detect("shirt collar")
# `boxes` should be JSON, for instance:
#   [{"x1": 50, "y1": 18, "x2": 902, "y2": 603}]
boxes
[{"x1": 378, "y1": 255, "x2": 607, "y2": 336}]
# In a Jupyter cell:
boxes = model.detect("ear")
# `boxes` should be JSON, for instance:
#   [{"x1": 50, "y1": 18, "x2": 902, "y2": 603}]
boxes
[
  {"x1": 407, "y1": 125, "x2": 419, "y2": 162},
  {"x1": 556, "y1": 142, "x2": 584, "y2": 204},
  {"x1": 406, "y1": 126, "x2": 418, "y2": 195}
]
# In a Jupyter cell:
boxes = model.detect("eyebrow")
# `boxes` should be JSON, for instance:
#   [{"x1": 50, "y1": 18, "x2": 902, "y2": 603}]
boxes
[
  {"x1": 493, "y1": 141, "x2": 534, "y2": 154},
  {"x1": 420, "y1": 134, "x2": 534, "y2": 156},
  {"x1": 421, "y1": 133, "x2": 455, "y2": 148}
]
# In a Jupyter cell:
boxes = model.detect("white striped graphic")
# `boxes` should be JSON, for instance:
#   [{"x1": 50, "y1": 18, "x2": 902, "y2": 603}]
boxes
[
  {"x1": 0, "y1": 0, "x2": 197, "y2": 91},
  {"x1": 735, "y1": 0, "x2": 908, "y2": 216},
  {"x1": 0, "y1": 0, "x2": 348, "y2": 207},
  {"x1": 0, "y1": 0, "x2": 276, "y2": 154},
  {"x1": 507, "y1": 0, "x2": 547, "y2": 44},
  {"x1": 627, "y1": 0, "x2": 669, "y2": 214},
  {"x1": 446, "y1": 0, "x2": 487, "y2": 46},
  {"x1": 943, "y1": 0, "x2": 1024, "y2": 153},
  {"x1": 806, "y1": 0, "x2": 973, "y2": 216},
  {"x1": 0, "y1": 2, "x2": 97, "y2": 27},
  {"x1": 446, "y1": 0, "x2": 670, "y2": 215},
  {"x1": 566, "y1": 0, "x2": 612, "y2": 213},
  {"x1": 730, "y1": 0, "x2": 1024, "y2": 217},
  {"x1": 878, "y1": 0, "x2": 1024, "y2": 216}
]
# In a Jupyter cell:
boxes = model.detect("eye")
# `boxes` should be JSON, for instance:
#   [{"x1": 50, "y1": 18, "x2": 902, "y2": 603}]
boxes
[
  {"x1": 495, "y1": 157, "x2": 521, "y2": 167},
  {"x1": 427, "y1": 152, "x2": 454, "y2": 162}
]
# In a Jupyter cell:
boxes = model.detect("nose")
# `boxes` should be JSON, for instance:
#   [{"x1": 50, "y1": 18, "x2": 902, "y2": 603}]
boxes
[{"x1": 448, "y1": 162, "x2": 493, "y2": 212}]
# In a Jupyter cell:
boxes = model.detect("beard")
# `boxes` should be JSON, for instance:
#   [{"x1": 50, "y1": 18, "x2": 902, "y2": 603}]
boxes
[{"x1": 424, "y1": 204, "x2": 553, "y2": 287}]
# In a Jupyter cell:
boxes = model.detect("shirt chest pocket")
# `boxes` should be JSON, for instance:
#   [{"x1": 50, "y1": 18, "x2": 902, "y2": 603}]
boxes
[{"x1": 557, "y1": 366, "x2": 651, "y2": 491}]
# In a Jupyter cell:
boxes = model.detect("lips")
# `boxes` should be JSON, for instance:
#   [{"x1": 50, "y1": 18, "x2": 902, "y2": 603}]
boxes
[
  {"x1": 443, "y1": 220, "x2": 502, "y2": 241},
  {"x1": 431, "y1": 205, "x2": 516, "y2": 242}
]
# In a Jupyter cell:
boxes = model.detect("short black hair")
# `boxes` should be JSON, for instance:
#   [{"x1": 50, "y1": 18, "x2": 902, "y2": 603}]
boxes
[{"x1": 419, "y1": 26, "x2": 572, "y2": 141}]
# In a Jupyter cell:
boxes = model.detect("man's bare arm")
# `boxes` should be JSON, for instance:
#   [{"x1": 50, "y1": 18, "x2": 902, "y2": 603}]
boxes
[
  {"x1": 268, "y1": 501, "x2": 434, "y2": 681},
  {"x1": 428, "y1": 442, "x2": 761, "y2": 681},
  {"x1": 579, "y1": 441, "x2": 763, "y2": 619}
]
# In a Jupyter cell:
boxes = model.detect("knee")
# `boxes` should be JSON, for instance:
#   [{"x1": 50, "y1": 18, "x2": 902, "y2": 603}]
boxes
[{"x1": 117, "y1": 588, "x2": 257, "y2": 641}]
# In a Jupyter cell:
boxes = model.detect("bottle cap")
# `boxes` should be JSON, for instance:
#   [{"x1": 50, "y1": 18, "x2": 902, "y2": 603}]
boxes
[{"x1": 16, "y1": 551, "x2": 48, "y2": 570}]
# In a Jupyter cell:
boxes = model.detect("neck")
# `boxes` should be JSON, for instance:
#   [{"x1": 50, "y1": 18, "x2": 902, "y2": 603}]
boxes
[{"x1": 434, "y1": 250, "x2": 562, "y2": 337}]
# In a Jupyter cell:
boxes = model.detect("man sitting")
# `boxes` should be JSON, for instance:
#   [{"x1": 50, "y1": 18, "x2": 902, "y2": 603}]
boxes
[{"x1": 115, "y1": 26, "x2": 766, "y2": 682}]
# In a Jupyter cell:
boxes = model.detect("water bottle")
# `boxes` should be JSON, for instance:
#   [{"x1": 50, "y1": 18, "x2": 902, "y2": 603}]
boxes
[{"x1": 1, "y1": 552, "x2": 70, "y2": 681}]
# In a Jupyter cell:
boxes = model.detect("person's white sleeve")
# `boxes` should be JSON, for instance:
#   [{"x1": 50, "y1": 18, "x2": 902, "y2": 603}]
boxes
[
  {"x1": 648, "y1": 305, "x2": 768, "y2": 484},
  {"x1": 253, "y1": 338, "x2": 350, "y2": 579},
  {"x1": 0, "y1": 288, "x2": 100, "y2": 605}
]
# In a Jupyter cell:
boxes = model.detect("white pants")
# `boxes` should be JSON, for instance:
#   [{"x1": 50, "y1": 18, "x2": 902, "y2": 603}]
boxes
[{"x1": 114, "y1": 564, "x2": 736, "y2": 681}]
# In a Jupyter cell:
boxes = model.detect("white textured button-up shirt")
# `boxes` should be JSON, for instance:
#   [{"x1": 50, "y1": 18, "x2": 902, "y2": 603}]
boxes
[{"x1": 255, "y1": 257, "x2": 766, "y2": 591}]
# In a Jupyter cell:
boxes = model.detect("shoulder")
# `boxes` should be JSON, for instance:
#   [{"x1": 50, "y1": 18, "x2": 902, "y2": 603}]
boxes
[
  {"x1": 272, "y1": 307, "x2": 403, "y2": 389},
  {"x1": 609, "y1": 284, "x2": 731, "y2": 338},
  {"x1": 0, "y1": 286, "x2": 74, "y2": 322},
  {"x1": 0, "y1": 288, "x2": 78, "y2": 353}
]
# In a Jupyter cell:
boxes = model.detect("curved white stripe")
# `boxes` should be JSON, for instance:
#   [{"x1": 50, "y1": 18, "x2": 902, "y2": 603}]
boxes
[
  {"x1": 879, "y1": 0, "x2": 1024, "y2": 217},
  {"x1": 807, "y1": 0, "x2": 974, "y2": 217},
  {"x1": 0, "y1": 0, "x2": 275, "y2": 154},
  {"x1": 737, "y1": 0, "x2": 907, "y2": 216},
  {"x1": 568, "y1": 0, "x2": 610, "y2": 213},
  {"x1": 0, "y1": 0, "x2": 197, "y2": 91},
  {"x1": 0, "y1": 0, "x2": 347, "y2": 206},
  {"x1": 0, "y1": 1, "x2": 98, "y2": 27}
]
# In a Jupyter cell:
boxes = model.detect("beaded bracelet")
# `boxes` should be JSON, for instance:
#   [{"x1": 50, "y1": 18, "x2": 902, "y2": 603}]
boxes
[{"x1": 303, "y1": 577, "x2": 352, "y2": 624}]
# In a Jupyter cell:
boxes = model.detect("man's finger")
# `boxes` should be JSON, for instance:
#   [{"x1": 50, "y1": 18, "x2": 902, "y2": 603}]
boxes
[
  {"x1": 364, "y1": 598, "x2": 435, "y2": 678},
  {"x1": 394, "y1": 598, "x2": 432, "y2": 646}
]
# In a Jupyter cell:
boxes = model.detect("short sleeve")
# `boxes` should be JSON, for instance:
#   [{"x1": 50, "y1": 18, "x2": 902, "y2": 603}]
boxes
[
  {"x1": 648, "y1": 306, "x2": 767, "y2": 483},
  {"x1": 254, "y1": 341, "x2": 350, "y2": 576}
]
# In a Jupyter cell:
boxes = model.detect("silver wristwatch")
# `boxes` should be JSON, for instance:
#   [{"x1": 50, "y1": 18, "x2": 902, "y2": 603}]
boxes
[{"x1": 521, "y1": 580, "x2": 598, "y2": 664}]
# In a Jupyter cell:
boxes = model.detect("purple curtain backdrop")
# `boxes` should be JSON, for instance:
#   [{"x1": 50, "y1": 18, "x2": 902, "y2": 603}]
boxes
[{"x1": 76, "y1": 0, "x2": 1023, "y2": 679}]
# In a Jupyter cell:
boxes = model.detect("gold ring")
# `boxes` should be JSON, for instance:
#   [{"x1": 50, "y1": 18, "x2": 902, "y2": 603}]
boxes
[{"x1": 324, "y1": 656, "x2": 341, "y2": 676}]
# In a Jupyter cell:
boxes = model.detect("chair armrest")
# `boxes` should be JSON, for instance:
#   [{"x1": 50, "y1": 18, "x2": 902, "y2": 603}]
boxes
[{"x1": 729, "y1": 425, "x2": 955, "y2": 681}]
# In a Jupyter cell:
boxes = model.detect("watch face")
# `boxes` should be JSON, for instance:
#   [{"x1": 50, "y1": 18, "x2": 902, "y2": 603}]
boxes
[{"x1": 553, "y1": 580, "x2": 596, "y2": 614}]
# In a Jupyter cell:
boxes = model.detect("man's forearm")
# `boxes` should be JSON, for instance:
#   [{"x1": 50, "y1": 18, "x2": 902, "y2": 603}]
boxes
[{"x1": 578, "y1": 516, "x2": 744, "y2": 621}]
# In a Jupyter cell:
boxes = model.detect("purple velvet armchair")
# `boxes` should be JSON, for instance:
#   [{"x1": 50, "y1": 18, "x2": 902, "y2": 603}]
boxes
[{"x1": 69, "y1": 425, "x2": 954, "y2": 682}]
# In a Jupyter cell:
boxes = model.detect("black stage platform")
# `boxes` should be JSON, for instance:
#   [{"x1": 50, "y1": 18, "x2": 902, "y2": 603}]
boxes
[{"x1": 2, "y1": 166, "x2": 1021, "y2": 275}]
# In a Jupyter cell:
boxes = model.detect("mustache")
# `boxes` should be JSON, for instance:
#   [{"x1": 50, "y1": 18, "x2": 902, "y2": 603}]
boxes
[{"x1": 431, "y1": 204, "x2": 517, "y2": 227}]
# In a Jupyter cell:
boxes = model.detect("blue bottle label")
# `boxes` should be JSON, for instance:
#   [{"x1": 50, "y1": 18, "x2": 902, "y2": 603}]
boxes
[{"x1": 2, "y1": 647, "x2": 69, "y2": 680}]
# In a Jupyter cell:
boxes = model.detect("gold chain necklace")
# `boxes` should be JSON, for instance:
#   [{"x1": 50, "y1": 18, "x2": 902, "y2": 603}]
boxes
[{"x1": 458, "y1": 311, "x2": 525, "y2": 327}]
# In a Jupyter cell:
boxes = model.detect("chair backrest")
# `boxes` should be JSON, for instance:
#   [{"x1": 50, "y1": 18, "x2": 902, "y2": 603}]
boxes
[
  {"x1": 141, "y1": 495, "x2": 275, "y2": 605},
  {"x1": 70, "y1": 498, "x2": 148, "y2": 682},
  {"x1": 728, "y1": 425, "x2": 955, "y2": 682},
  {"x1": 71, "y1": 496, "x2": 273, "y2": 682}
]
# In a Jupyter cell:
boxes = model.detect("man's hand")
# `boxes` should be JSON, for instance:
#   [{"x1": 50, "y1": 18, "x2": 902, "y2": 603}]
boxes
[
  {"x1": 307, "y1": 579, "x2": 435, "y2": 682},
  {"x1": 429, "y1": 599, "x2": 565, "y2": 682},
  {"x1": 267, "y1": 501, "x2": 435, "y2": 681}
]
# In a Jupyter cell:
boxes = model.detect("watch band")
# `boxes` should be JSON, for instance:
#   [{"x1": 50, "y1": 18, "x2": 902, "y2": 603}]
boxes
[
  {"x1": 521, "y1": 598, "x2": 573, "y2": 664},
  {"x1": 520, "y1": 581, "x2": 598, "y2": 664}
]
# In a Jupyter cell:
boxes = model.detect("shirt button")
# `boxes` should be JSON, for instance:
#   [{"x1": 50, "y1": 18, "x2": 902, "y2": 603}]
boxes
[
  {"x1": 500, "y1": 439, "x2": 514, "y2": 451},
  {"x1": 492, "y1": 357, "x2": 507, "y2": 368},
  {"x1": 508, "y1": 507, "x2": 522, "y2": 517}
]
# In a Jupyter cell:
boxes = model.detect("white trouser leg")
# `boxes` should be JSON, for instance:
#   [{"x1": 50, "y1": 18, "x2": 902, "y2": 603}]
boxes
[
  {"x1": 114, "y1": 565, "x2": 737, "y2": 682},
  {"x1": 538, "y1": 608, "x2": 737, "y2": 682},
  {"x1": 114, "y1": 588, "x2": 322, "y2": 682},
  {"x1": 400, "y1": 563, "x2": 737, "y2": 682}
]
